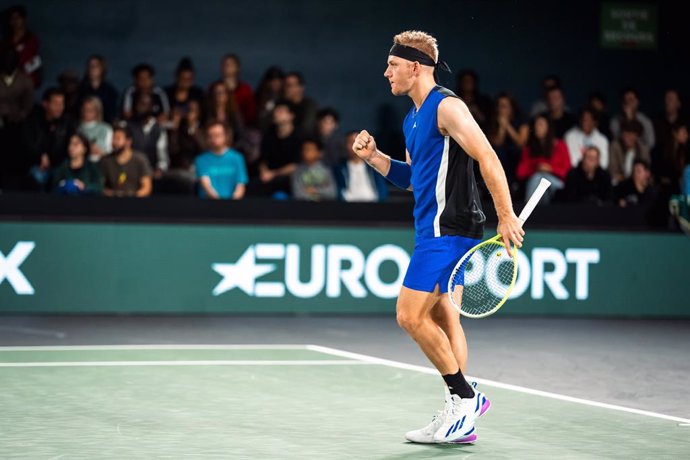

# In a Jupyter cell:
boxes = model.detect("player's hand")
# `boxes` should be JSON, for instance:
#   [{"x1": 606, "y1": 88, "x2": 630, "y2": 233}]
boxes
[
  {"x1": 352, "y1": 130, "x2": 377, "y2": 161},
  {"x1": 497, "y1": 212, "x2": 525, "y2": 257}
]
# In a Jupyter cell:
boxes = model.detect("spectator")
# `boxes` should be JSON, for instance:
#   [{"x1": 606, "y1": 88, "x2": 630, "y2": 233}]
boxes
[
  {"x1": 614, "y1": 159, "x2": 656, "y2": 207},
  {"x1": 206, "y1": 81, "x2": 242, "y2": 138},
  {"x1": 165, "y1": 57, "x2": 204, "y2": 123},
  {"x1": 564, "y1": 107, "x2": 610, "y2": 169},
  {"x1": 656, "y1": 122, "x2": 689, "y2": 194},
  {"x1": 516, "y1": 114, "x2": 571, "y2": 202},
  {"x1": 23, "y1": 87, "x2": 77, "y2": 186},
  {"x1": 530, "y1": 75, "x2": 562, "y2": 117},
  {"x1": 283, "y1": 71, "x2": 318, "y2": 137},
  {"x1": 610, "y1": 88, "x2": 655, "y2": 149},
  {"x1": 195, "y1": 122, "x2": 247, "y2": 200},
  {"x1": 609, "y1": 119, "x2": 651, "y2": 184},
  {"x1": 254, "y1": 99, "x2": 300, "y2": 197},
  {"x1": 487, "y1": 92, "x2": 528, "y2": 183},
  {"x1": 316, "y1": 107, "x2": 347, "y2": 166},
  {"x1": 51, "y1": 133, "x2": 102, "y2": 195},
  {"x1": 57, "y1": 69, "x2": 80, "y2": 118},
  {"x1": 218, "y1": 54, "x2": 256, "y2": 127},
  {"x1": 291, "y1": 138, "x2": 336, "y2": 201},
  {"x1": 168, "y1": 98, "x2": 205, "y2": 171},
  {"x1": 128, "y1": 92, "x2": 169, "y2": 175},
  {"x1": 653, "y1": 89, "x2": 685, "y2": 170},
  {"x1": 256, "y1": 66, "x2": 284, "y2": 132},
  {"x1": 588, "y1": 91, "x2": 611, "y2": 139},
  {"x1": 77, "y1": 96, "x2": 112, "y2": 162},
  {"x1": 335, "y1": 131, "x2": 389, "y2": 202},
  {"x1": 101, "y1": 125, "x2": 152, "y2": 197},
  {"x1": 545, "y1": 86, "x2": 576, "y2": 139},
  {"x1": 1, "y1": 5, "x2": 41, "y2": 88},
  {"x1": 563, "y1": 146, "x2": 612, "y2": 204},
  {"x1": 121, "y1": 63, "x2": 170, "y2": 121},
  {"x1": 76, "y1": 55, "x2": 118, "y2": 123},
  {"x1": 455, "y1": 69, "x2": 492, "y2": 130}
]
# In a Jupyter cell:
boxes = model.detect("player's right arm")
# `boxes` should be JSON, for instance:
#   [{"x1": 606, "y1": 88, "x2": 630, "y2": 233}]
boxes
[{"x1": 352, "y1": 130, "x2": 412, "y2": 191}]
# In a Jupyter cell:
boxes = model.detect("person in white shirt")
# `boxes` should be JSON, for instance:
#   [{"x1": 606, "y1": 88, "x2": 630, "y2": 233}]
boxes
[
  {"x1": 564, "y1": 107, "x2": 609, "y2": 169},
  {"x1": 335, "y1": 131, "x2": 388, "y2": 202}
]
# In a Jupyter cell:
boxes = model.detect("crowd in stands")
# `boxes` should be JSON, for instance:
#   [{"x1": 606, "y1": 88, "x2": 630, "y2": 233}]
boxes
[{"x1": 1, "y1": 5, "x2": 688, "y2": 215}]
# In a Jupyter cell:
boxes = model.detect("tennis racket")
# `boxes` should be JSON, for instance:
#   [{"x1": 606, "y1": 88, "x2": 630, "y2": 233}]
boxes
[{"x1": 447, "y1": 177, "x2": 552, "y2": 318}]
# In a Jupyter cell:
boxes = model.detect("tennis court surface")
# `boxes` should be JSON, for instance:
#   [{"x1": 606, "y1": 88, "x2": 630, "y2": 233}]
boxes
[{"x1": 1, "y1": 344, "x2": 687, "y2": 459}]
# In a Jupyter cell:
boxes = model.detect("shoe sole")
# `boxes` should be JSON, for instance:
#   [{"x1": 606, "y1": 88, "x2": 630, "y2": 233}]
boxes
[{"x1": 447, "y1": 433, "x2": 478, "y2": 444}]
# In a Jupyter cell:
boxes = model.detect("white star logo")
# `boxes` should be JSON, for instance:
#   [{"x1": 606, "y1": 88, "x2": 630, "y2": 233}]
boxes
[{"x1": 211, "y1": 246, "x2": 276, "y2": 296}]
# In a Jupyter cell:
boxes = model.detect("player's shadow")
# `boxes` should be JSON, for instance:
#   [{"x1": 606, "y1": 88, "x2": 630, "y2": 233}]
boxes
[{"x1": 372, "y1": 443, "x2": 479, "y2": 460}]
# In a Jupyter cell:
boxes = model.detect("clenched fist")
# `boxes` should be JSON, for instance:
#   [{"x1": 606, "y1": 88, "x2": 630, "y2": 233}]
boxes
[{"x1": 352, "y1": 130, "x2": 377, "y2": 161}]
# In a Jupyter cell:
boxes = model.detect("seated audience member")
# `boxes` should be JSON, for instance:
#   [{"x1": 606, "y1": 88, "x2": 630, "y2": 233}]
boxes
[
  {"x1": 609, "y1": 119, "x2": 651, "y2": 184},
  {"x1": 195, "y1": 122, "x2": 247, "y2": 200},
  {"x1": 291, "y1": 138, "x2": 336, "y2": 201},
  {"x1": 76, "y1": 55, "x2": 118, "y2": 123},
  {"x1": 588, "y1": 91, "x2": 611, "y2": 139},
  {"x1": 614, "y1": 159, "x2": 656, "y2": 207},
  {"x1": 168, "y1": 98, "x2": 205, "y2": 172},
  {"x1": 530, "y1": 75, "x2": 562, "y2": 117},
  {"x1": 101, "y1": 125, "x2": 152, "y2": 197},
  {"x1": 283, "y1": 71, "x2": 318, "y2": 137},
  {"x1": 456, "y1": 69, "x2": 492, "y2": 130},
  {"x1": 564, "y1": 107, "x2": 609, "y2": 169},
  {"x1": 516, "y1": 114, "x2": 571, "y2": 202},
  {"x1": 254, "y1": 99, "x2": 300, "y2": 197},
  {"x1": 316, "y1": 107, "x2": 347, "y2": 166},
  {"x1": 121, "y1": 63, "x2": 169, "y2": 121},
  {"x1": 487, "y1": 92, "x2": 528, "y2": 182},
  {"x1": 656, "y1": 122, "x2": 689, "y2": 194},
  {"x1": 335, "y1": 131, "x2": 388, "y2": 202},
  {"x1": 57, "y1": 69, "x2": 80, "y2": 118},
  {"x1": 256, "y1": 66, "x2": 284, "y2": 132},
  {"x1": 216, "y1": 54, "x2": 257, "y2": 127},
  {"x1": 545, "y1": 86, "x2": 576, "y2": 139},
  {"x1": 206, "y1": 80, "x2": 242, "y2": 138},
  {"x1": 23, "y1": 87, "x2": 76, "y2": 187},
  {"x1": 77, "y1": 96, "x2": 112, "y2": 162},
  {"x1": 1, "y1": 5, "x2": 42, "y2": 88},
  {"x1": 563, "y1": 146, "x2": 612, "y2": 204},
  {"x1": 654, "y1": 89, "x2": 684, "y2": 156},
  {"x1": 128, "y1": 92, "x2": 169, "y2": 175},
  {"x1": 165, "y1": 57, "x2": 204, "y2": 121},
  {"x1": 610, "y1": 88, "x2": 655, "y2": 149},
  {"x1": 51, "y1": 133, "x2": 102, "y2": 195}
]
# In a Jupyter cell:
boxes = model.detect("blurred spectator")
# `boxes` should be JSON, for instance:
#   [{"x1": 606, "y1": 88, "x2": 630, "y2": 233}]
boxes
[
  {"x1": 563, "y1": 146, "x2": 612, "y2": 204},
  {"x1": 165, "y1": 57, "x2": 204, "y2": 123},
  {"x1": 564, "y1": 107, "x2": 609, "y2": 169},
  {"x1": 218, "y1": 54, "x2": 256, "y2": 127},
  {"x1": 101, "y1": 125, "x2": 152, "y2": 197},
  {"x1": 128, "y1": 92, "x2": 169, "y2": 175},
  {"x1": 291, "y1": 138, "x2": 336, "y2": 201},
  {"x1": 455, "y1": 69, "x2": 492, "y2": 130},
  {"x1": 588, "y1": 92, "x2": 611, "y2": 139},
  {"x1": 23, "y1": 87, "x2": 76, "y2": 186},
  {"x1": 254, "y1": 99, "x2": 300, "y2": 197},
  {"x1": 335, "y1": 131, "x2": 389, "y2": 202},
  {"x1": 316, "y1": 107, "x2": 347, "y2": 166},
  {"x1": 51, "y1": 133, "x2": 102, "y2": 195},
  {"x1": 516, "y1": 114, "x2": 571, "y2": 202},
  {"x1": 545, "y1": 86, "x2": 576, "y2": 139},
  {"x1": 609, "y1": 119, "x2": 651, "y2": 184},
  {"x1": 195, "y1": 122, "x2": 247, "y2": 200},
  {"x1": 206, "y1": 80, "x2": 242, "y2": 138},
  {"x1": 168, "y1": 98, "x2": 205, "y2": 171},
  {"x1": 256, "y1": 66, "x2": 284, "y2": 132},
  {"x1": 655, "y1": 122, "x2": 689, "y2": 194},
  {"x1": 57, "y1": 69, "x2": 80, "y2": 118},
  {"x1": 284, "y1": 71, "x2": 318, "y2": 137},
  {"x1": 614, "y1": 159, "x2": 656, "y2": 207},
  {"x1": 121, "y1": 63, "x2": 170, "y2": 121},
  {"x1": 530, "y1": 75, "x2": 563, "y2": 117},
  {"x1": 1, "y1": 5, "x2": 41, "y2": 88},
  {"x1": 653, "y1": 89, "x2": 685, "y2": 171},
  {"x1": 610, "y1": 88, "x2": 655, "y2": 149},
  {"x1": 76, "y1": 55, "x2": 118, "y2": 123},
  {"x1": 487, "y1": 92, "x2": 528, "y2": 182},
  {"x1": 77, "y1": 96, "x2": 112, "y2": 162}
]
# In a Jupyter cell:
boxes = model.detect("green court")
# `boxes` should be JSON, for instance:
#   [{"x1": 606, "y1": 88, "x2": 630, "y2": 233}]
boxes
[{"x1": 1, "y1": 345, "x2": 687, "y2": 459}]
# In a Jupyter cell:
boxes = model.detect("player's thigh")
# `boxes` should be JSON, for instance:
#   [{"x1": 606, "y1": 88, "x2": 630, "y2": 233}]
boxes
[{"x1": 396, "y1": 285, "x2": 440, "y2": 329}]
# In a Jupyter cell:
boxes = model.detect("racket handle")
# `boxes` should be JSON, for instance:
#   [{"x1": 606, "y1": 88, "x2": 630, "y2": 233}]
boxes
[{"x1": 518, "y1": 178, "x2": 552, "y2": 224}]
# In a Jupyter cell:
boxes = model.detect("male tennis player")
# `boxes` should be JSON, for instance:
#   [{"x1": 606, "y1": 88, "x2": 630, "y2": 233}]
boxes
[{"x1": 352, "y1": 31, "x2": 524, "y2": 444}]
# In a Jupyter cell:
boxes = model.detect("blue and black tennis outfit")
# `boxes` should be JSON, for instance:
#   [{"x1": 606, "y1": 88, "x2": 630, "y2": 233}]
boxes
[{"x1": 400, "y1": 86, "x2": 485, "y2": 293}]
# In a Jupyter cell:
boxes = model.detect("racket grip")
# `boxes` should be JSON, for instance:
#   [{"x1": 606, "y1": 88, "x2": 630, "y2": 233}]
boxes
[{"x1": 518, "y1": 178, "x2": 551, "y2": 224}]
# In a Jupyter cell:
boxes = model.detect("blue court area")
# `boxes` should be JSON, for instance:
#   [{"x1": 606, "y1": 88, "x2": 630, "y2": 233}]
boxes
[{"x1": 1, "y1": 344, "x2": 687, "y2": 459}]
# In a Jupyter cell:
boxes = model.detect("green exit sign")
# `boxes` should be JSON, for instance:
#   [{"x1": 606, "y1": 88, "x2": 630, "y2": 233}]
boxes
[{"x1": 601, "y1": 2, "x2": 658, "y2": 50}]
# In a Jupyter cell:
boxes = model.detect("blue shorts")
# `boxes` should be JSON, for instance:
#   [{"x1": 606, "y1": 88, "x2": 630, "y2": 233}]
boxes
[{"x1": 403, "y1": 235, "x2": 481, "y2": 293}]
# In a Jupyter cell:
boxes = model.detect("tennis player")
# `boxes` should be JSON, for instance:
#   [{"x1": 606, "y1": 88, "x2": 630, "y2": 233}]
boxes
[{"x1": 352, "y1": 30, "x2": 524, "y2": 444}]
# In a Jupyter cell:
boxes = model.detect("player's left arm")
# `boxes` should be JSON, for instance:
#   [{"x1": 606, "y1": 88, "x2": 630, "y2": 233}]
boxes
[{"x1": 437, "y1": 97, "x2": 524, "y2": 253}]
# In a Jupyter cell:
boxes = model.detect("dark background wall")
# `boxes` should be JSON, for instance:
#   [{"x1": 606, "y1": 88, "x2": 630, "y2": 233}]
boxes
[{"x1": 3, "y1": 0, "x2": 687, "y2": 154}]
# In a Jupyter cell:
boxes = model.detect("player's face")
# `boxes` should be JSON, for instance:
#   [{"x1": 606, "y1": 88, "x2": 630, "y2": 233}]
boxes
[{"x1": 384, "y1": 57, "x2": 414, "y2": 96}]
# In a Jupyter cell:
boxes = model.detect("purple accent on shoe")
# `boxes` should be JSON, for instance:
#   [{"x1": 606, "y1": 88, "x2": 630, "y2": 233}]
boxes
[
  {"x1": 448, "y1": 433, "x2": 477, "y2": 444},
  {"x1": 479, "y1": 397, "x2": 491, "y2": 417}
]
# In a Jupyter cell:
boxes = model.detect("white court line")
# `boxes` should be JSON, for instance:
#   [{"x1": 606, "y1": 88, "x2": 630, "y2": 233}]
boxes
[
  {"x1": 306, "y1": 344, "x2": 690, "y2": 425},
  {"x1": 0, "y1": 359, "x2": 368, "y2": 367},
  {"x1": 0, "y1": 344, "x2": 307, "y2": 351}
]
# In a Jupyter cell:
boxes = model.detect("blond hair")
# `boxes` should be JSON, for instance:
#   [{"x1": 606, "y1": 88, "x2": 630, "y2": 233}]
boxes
[{"x1": 393, "y1": 30, "x2": 439, "y2": 63}]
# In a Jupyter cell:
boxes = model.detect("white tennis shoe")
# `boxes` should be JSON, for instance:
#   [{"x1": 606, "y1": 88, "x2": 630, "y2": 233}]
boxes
[
  {"x1": 404, "y1": 405, "x2": 447, "y2": 444},
  {"x1": 432, "y1": 392, "x2": 480, "y2": 443}
]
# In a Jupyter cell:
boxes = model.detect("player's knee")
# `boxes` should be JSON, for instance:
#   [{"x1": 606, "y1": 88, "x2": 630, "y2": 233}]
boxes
[{"x1": 396, "y1": 310, "x2": 423, "y2": 335}]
